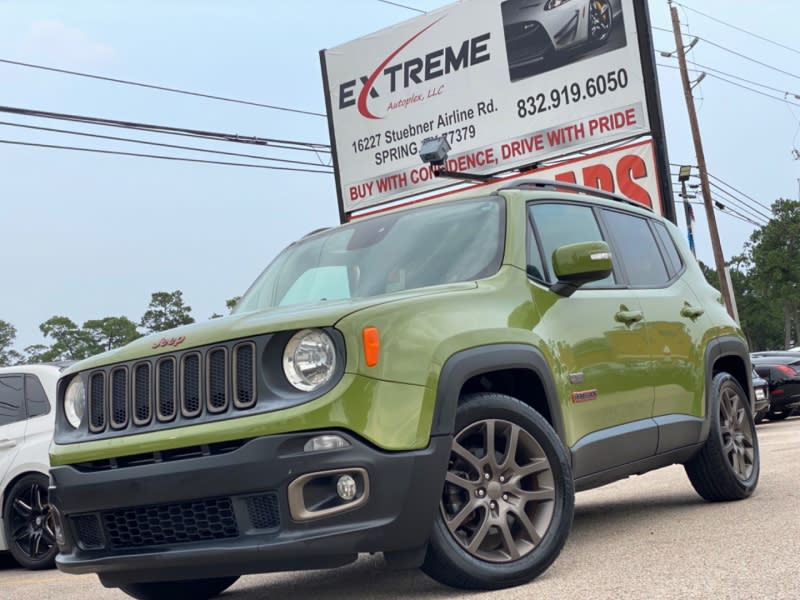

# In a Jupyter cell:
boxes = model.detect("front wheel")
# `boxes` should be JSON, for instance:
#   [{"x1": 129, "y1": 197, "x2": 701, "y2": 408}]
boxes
[
  {"x1": 117, "y1": 576, "x2": 239, "y2": 600},
  {"x1": 421, "y1": 393, "x2": 574, "y2": 590},
  {"x1": 2, "y1": 473, "x2": 58, "y2": 570},
  {"x1": 684, "y1": 372, "x2": 759, "y2": 501}
]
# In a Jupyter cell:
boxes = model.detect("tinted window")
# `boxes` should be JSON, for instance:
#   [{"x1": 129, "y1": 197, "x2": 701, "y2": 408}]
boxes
[
  {"x1": 525, "y1": 212, "x2": 546, "y2": 281},
  {"x1": 652, "y1": 221, "x2": 684, "y2": 276},
  {"x1": 529, "y1": 203, "x2": 615, "y2": 287},
  {"x1": 602, "y1": 210, "x2": 669, "y2": 286},
  {"x1": 0, "y1": 375, "x2": 25, "y2": 426},
  {"x1": 25, "y1": 375, "x2": 51, "y2": 418}
]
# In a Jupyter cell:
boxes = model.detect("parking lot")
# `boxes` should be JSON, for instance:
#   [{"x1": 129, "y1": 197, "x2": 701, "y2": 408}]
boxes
[{"x1": 3, "y1": 416, "x2": 799, "y2": 600}]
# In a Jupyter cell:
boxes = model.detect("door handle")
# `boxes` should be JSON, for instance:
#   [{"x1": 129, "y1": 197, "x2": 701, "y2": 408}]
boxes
[
  {"x1": 0, "y1": 439, "x2": 16, "y2": 450},
  {"x1": 680, "y1": 304, "x2": 705, "y2": 319},
  {"x1": 615, "y1": 309, "x2": 644, "y2": 325}
]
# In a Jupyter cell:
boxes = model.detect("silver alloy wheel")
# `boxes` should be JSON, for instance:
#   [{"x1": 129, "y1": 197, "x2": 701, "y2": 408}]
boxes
[
  {"x1": 719, "y1": 385, "x2": 756, "y2": 480},
  {"x1": 589, "y1": 0, "x2": 612, "y2": 42},
  {"x1": 441, "y1": 419, "x2": 555, "y2": 563}
]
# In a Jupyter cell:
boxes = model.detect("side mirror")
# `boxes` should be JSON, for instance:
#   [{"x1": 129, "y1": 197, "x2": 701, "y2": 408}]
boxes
[{"x1": 551, "y1": 241, "x2": 613, "y2": 297}]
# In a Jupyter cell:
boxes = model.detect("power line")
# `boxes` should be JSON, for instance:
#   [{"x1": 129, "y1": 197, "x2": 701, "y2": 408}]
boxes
[
  {"x1": 673, "y1": 2, "x2": 800, "y2": 58},
  {"x1": 0, "y1": 120, "x2": 332, "y2": 169},
  {"x1": 686, "y1": 59, "x2": 800, "y2": 99},
  {"x1": 0, "y1": 58, "x2": 327, "y2": 118},
  {"x1": 0, "y1": 138, "x2": 334, "y2": 174},
  {"x1": 708, "y1": 182, "x2": 772, "y2": 223},
  {"x1": 376, "y1": 0, "x2": 425, "y2": 13},
  {"x1": 672, "y1": 192, "x2": 766, "y2": 227},
  {"x1": 0, "y1": 105, "x2": 331, "y2": 153},
  {"x1": 707, "y1": 172, "x2": 776, "y2": 214},
  {"x1": 656, "y1": 63, "x2": 800, "y2": 109}
]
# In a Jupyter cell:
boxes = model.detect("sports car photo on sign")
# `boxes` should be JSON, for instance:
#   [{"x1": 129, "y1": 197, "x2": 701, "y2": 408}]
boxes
[{"x1": 501, "y1": 0, "x2": 626, "y2": 81}]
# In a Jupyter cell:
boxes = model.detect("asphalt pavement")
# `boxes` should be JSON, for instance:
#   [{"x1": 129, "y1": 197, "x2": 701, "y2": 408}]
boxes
[{"x1": 2, "y1": 416, "x2": 799, "y2": 600}]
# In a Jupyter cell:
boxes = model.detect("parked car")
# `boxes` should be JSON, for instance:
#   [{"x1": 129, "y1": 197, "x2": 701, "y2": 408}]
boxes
[
  {"x1": 502, "y1": 0, "x2": 623, "y2": 73},
  {"x1": 750, "y1": 352, "x2": 800, "y2": 420},
  {"x1": 49, "y1": 181, "x2": 759, "y2": 599},
  {"x1": 751, "y1": 368, "x2": 770, "y2": 423},
  {"x1": 1, "y1": 362, "x2": 70, "y2": 569}
]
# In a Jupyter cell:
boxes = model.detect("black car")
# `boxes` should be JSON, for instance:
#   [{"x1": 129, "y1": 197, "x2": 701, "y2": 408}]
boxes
[
  {"x1": 751, "y1": 367, "x2": 770, "y2": 423},
  {"x1": 750, "y1": 352, "x2": 800, "y2": 420}
]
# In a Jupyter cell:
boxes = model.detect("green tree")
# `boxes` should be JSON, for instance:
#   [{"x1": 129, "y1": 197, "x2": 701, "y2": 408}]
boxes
[
  {"x1": 21, "y1": 344, "x2": 50, "y2": 364},
  {"x1": 740, "y1": 199, "x2": 800, "y2": 349},
  {"x1": 210, "y1": 296, "x2": 242, "y2": 319},
  {"x1": 140, "y1": 291, "x2": 195, "y2": 333},
  {"x1": 0, "y1": 320, "x2": 20, "y2": 366},
  {"x1": 83, "y1": 316, "x2": 141, "y2": 351},
  {"x1": 39, "y1": 316, "x2": 102, "y2": 361}
]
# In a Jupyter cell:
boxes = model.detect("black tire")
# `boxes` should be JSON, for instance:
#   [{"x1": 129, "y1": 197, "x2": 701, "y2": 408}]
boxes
[
  {"x1": 421, "y1": 393, "x2": 574, "y2": 590},
  {"x1": 118, "y1": 576, "x2": 239, "y2": 600},
  {"x1": 2, "y1": 473, "x2": 58, "y2": 570},
  {"x1": 767, "y1": 410, "x2": 791, "y2": 421},
  {"x1": 684, "y1": 373, "x2": 759, "y2": 502},
  {"x1": 588, "y1": 0, "x2": 613, "y2": 44},
  {"x1": 753, "y1": 411, "x2": 766, "y2": 425}
]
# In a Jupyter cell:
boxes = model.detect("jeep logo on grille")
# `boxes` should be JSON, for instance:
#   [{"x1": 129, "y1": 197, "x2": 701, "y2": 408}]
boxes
[{"x1": 152, "y1": 336, "x2": 186, "y2": 350}]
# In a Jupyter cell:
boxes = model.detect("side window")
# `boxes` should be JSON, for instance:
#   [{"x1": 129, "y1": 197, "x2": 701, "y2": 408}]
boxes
[
  {"x1": 25, "y1": 375, "x2": 51, "y2": 418},
  {"x1": 0, "y1": 375, "x2": 26, "y2": 426},
  {"x1": 525, "y1": 213, "x2": 546, "y2": 281},
  {"x1": 602, "y1": 210, "x2": 670, "y2": 287},
  {"x1": 528, "y1": 202, "x2": 615, "y2": 287},
  {"x1": 652, "y1": 221, "x2": 684, "y2": 277}
]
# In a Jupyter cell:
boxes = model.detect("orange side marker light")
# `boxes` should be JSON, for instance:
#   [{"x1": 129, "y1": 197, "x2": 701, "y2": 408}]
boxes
[{"x1": 362, "y1": 327, "x2": 380, "y2": 367}]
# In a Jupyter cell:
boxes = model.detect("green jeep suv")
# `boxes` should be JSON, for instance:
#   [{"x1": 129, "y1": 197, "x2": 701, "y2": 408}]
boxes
[{"x1": 49, "y1": 181, "x2": 759, "y2": 599}]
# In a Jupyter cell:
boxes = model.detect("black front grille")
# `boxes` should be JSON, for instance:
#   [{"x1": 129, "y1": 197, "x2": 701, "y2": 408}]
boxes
[
  {"x1": 504, "y1": 21, "x2": 552, "y2": 67},
  {"x1": 182, "y1": 353, "x2": 202, "y2": 417},
  {"x1": 133, "y1": 363, "x2": 151, "y2": 425},
  {"x1": 157, "y1": 358, "x2": 176, "y2": 421},
  {"x1": 89, "y1": 373, "x2": 106, "y2": 431},
  {"x1": 207, "y1": 349, "x2": 228, "y2": 412},
  {"x1": 234, "y1": 343, "x2": 256, "y2": 408},
  {"x1": 103, "y1": 497, "x2": 239, "y2": 549},
  {"x1": 72, "y1": 514, "x2": 104, "y2": 549},
  {"x1": 245, "y1": 493, "x2": 280, "y2": 530},
  {"x1": 110, "y1": 368, "x2": 128, "y2": 428}
]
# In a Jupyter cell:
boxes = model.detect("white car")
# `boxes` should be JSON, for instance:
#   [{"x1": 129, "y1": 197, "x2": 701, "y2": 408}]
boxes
[
  {"x1": 0, "y1": 363, "x2": 69, "y2": 569},
  {"x1": 502, "y1": 0, "x2": 623, "y2": 72}
]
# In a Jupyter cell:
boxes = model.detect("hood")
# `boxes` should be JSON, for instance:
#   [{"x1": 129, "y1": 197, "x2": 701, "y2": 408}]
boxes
[{"x1": 62, "y1": 281, "x2": 477, "y2": 375}]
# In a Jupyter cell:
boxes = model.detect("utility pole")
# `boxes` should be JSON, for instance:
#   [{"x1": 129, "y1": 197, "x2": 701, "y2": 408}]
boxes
[{"x1": 670, "y1": 4, "x2": 735, "y2": 318}]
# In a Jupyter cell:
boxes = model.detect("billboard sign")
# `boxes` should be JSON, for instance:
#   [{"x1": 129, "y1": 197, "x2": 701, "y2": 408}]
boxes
[
  {"x1": 321, "y1": 0, "x2": 659, "y2": 218},
  {"x1": 354, "y1": 139, "x2": 664, "y2": 219}
]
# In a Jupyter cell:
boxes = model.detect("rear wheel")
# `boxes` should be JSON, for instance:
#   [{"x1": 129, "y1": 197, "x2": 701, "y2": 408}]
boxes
[
  {"x1": 685, "y1": 372, "x2": 759, "y2": 501},
  {"x1": 2, "y1": 473, "x2": 57, "y2": 570},
  {"x1": 422, "y1": 393, "x2": 574, "y2": 590},
  {"x1": 588, "y1": 0, "x2": 613, "y2": 44},
  {"x1": 117, "y1": 576, "x2": 239, "y2": 600}
]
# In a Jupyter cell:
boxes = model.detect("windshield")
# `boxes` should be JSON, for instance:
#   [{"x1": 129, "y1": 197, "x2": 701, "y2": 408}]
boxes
[{"x1": 236, "y1": 197, "x2": 505, "y2": 313}]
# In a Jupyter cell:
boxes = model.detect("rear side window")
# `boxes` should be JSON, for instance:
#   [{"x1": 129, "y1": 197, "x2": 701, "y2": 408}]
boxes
[
  {"x1": 25, "y1": 375, "x2": 51, "y2": 418},
  {"x1": 528, "y1": 203, "x2": 615, "y2": 287},
  {"x1": 652, "y1": 221, "x2": 684, "y2": 276},
  {"x1": 602, "y1": 210, "x2": 670, "y2": 287},
  {"x1": 0, "y1": 375, "x2": 25, "y2": 426}
]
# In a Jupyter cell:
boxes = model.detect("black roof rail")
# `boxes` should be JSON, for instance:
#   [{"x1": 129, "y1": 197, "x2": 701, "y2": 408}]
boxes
[{"x1": 497, "y1": 179, "x2": 653, "y2": 212}]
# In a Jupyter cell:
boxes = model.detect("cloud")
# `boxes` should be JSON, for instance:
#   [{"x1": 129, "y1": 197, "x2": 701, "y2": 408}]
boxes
[{"x1": 15, "y1": 20, "x2": 115, "y2": 67}]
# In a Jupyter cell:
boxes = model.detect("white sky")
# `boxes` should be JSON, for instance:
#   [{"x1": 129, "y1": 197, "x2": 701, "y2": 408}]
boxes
[{"x1": 1, "y1": 0, "x2": 798, "y2": 351}]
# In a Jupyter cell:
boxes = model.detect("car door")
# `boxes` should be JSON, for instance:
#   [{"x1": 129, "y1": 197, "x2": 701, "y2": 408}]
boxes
[
  {"x1": 526, "y1": 201, "x2": 657, "y2": 478},
  {"x1": 601, "y1": 210, "x2": 708, "y2": 453},
  {"x1": 0, "y1": 374, "x2": 27, "y2": 484}
]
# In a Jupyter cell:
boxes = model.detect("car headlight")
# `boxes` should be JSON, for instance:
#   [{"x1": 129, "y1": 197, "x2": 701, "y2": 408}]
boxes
[
  {"x1": 545, "y1": 0, "x2": 574, "y2": 9},
  {"x1": 283, "y1": 329, "x2": 337, "y2": 392},
  {"x1": 64, "y1": 376, "x2": 86, "y2": 429}
]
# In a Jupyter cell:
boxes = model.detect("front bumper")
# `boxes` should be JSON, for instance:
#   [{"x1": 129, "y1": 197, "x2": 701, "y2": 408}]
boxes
[{"x1": 50, "y1": 430, "x2": 451, "y2": 586}]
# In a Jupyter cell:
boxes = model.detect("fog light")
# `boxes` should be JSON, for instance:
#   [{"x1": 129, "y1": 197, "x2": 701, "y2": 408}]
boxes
[
  {"x1": 337, "y1": 475, "x2": 357, "y2": 501},
  {"x1": 304, "y1": 434, "x2": 350, "y2": 453}
]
